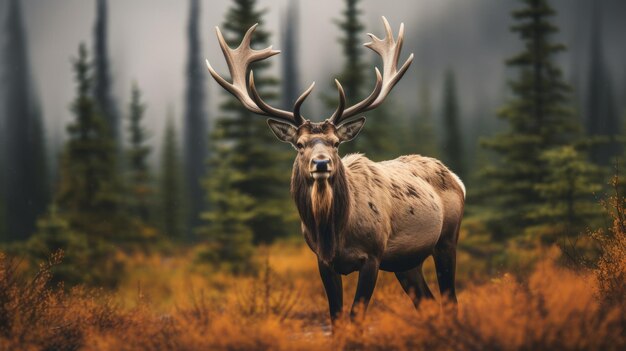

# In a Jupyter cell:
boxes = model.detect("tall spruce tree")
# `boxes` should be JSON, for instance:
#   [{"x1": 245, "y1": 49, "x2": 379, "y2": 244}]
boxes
[
  {"x1": 416, "y1": 81, "x2": 439, "y2": 157},
  {"x1": 199, "y1": 133, "x2": 255, "y2": 273},
  {"x1": 332, "y1": 0, "x2": 366, "y2": 111},
  {"x1": 202, "y1": 0, "x2": 294, "y2": 247},
  {"x1": 585, "y1": 2, "x2": 620, "y2": 166},
  {"x1": 183, "y1": 0, "x2": 208, "y2": 237},
  {"x1": 93, "y1": 0, "x2": 120, "y2": 145},
  {"x1": 441, "y1": 69, "x2": 464, "y2": 179},
  {"x1": 126, "y1": 83, "x2": 152, "y2": 222},
  {"x1": 404, "y1": 77, "x2": 437, "y2": 157},
  {"x1": 328, "y1": 0, "x2": 396, "y2": 159},
  {"x1": 526, "y1": 146, "x2": 603, "y2": 246},
  {"x1": 280, "y1": 0, "x2": 300, "y2": 110},
  {"x1": 160, "y1": 112, "x2": 185, "y2": 239},
  {"x1": 1, "y1": 0, "x2": 48, "y2": 241},
  {"x1": 57, "y1": 44, "x2": 130, "y2": 242},
  {"x1": 481, "y1": 0, "x2": 580, "y2": 239}
]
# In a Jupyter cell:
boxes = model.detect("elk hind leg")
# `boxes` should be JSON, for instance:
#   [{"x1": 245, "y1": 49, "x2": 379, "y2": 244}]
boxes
[
  {"x1": 395, "y1": 264, "x2": 434, "y2": 309},
  {"x1": 433, "y1": 223, "x2": 459, "y2": 305}
]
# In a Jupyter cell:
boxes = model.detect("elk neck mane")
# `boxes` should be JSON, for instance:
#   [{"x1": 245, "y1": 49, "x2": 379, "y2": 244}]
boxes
[{"x1": 291, "y1": 158, "x2": 350, "y2": 264}]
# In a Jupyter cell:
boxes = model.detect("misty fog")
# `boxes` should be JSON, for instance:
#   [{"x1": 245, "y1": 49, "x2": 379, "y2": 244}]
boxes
[{"x1": 2, "y1": 0, "x2": 625, "y2": 158}]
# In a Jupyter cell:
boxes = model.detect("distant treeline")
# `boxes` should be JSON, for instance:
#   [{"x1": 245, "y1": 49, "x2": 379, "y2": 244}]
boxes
[{"x1": 0, "y1": 0, "x2": 624, "y2": 283}]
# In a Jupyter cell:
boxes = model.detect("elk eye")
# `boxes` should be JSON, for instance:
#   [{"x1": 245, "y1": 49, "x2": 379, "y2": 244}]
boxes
[{"x1": 296, "y1": 142, "x2": 304, "y2": 149}]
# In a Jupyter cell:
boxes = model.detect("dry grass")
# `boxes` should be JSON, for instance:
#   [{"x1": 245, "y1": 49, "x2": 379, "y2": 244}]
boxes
[
  {"x1": 2, "y1": 190, "x2": 625, "y2": 350},
  {"x1": 593, "y1": 176, "x2": 626, "y2": 311},
  {"x1": 1, "y1": 240, "x2": 624, "y2": 351}
]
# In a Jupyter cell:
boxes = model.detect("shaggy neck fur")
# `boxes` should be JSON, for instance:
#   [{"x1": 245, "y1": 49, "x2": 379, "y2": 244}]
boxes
[{"x1": 291, "y1": 160, "x2": 350, "y2": 264}]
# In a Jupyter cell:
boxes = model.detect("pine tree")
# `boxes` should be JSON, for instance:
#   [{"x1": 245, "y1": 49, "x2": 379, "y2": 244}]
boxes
[
  {"x1": 412, "y1": 79, "x2": 439, "y2": 157},
  {"x1": 25, "y1": 204, "x2": 124, "y2": 288},
  {"x1": 203, "y1": 0, "x2": 295, "y2": 246},
  {"x1": 441, "y1": 69, "x2": 464, "y2": 179},
  {"x1": 126, "y1": 83, "x2": 152, "y2": 222},
  {"x1": 199, "y1": 135, "x2": 255, "y2": 273},
  {"x1": 25, "y1": 205, "x2": 89, "y2": 286},
  {"x1": 333, "y1": 0, "x2": 366, "y2": 109},
  {"x1": 57, "y1": 44, "x2": 130, "y2": 242},
  {"x1": 93, "y1": 0, "x2": 120, "y2": 145},
  {"x1": 328, "y1": 0, "x2": 395, "y2": 159},
  {"x1": 403, "y1": 77, "x2": 437, "y2": 157},
  {"x1": 481, "y1": 0, "x2": 580, "y2": 239},
  {"x1": 1, "y1": 0, "x2": 48, "y2": 241},
  {"x1": 183, "y1": 0, "x2": 208, "y2": 237},
  {"x1": 526, "y1": 146, "x2": 603, "y2": 247},
  {"x1": 160, "y1": 112, "x2": 185, "y2": 239},
  {"x1": 585, "y1": 2, "x2": 621, "y2": 166},
  {"x1": 280, "y1": 0, "x2": 300, "y2": 110},
  {"x1": 0, "y1": 186, "x2": 5, "y2": 241}
]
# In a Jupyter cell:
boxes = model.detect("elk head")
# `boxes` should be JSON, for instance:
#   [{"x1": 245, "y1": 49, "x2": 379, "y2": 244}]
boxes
[{"x1": 206, "y1": 16, "x2": 414, "y2": 184}]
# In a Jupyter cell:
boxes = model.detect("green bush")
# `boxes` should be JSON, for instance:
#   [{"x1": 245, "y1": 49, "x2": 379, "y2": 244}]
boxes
[{"x1": 24, "y1": 206, "x2": 124, "y2": 288}]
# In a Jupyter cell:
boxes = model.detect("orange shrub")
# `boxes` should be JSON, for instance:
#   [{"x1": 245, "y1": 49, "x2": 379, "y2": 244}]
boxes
[{"x1": 1, "y1": 246, "x2": 624, "y2": 351}]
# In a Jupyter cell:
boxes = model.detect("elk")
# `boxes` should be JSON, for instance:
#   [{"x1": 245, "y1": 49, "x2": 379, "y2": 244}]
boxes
[{"x1": 206, "y1": 17, "x2": 465, "y2": 323}]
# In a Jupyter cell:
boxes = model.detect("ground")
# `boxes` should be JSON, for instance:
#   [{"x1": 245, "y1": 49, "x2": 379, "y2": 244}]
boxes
[{"x1": 1, "y1": 239, "x2": 624, "y2": 351}]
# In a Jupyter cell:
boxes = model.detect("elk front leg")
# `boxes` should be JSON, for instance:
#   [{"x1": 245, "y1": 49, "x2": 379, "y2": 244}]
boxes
[
  {"x1": 318, "y1": 260, "x2": 343, "y2": 323},
  {"x1": 350, "y1": 257, "x2": 380, "y2": 320}
]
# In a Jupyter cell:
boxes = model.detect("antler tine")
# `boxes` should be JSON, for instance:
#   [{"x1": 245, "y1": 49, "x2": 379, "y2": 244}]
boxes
[
  {"x1": 332, "y1": 16, "x2": 414, "y2": 124},
  {"x1": 340, "y1": 68, "x2": 383, "y2": 122},
  {"x1": 293, "y1": 82, "x2": 316, "y2": 125},
  {"x1": 330, "y1": 80, "x2": 347, "y2": 124},
  {"x1": 249, "y1": 71, "x2": 296, "y2": 124},
  {"x1": 206, "y1": 24, "x2": 308, "y2": 126}
]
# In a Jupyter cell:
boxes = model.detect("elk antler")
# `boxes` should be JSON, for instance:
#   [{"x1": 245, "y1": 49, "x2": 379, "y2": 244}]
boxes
[
  {"x1": 330, "y1": 17, "x2": 414, "y2": 125},
  {"x1": 206, "y1": 23, "x2": 313, "y2": 126}
]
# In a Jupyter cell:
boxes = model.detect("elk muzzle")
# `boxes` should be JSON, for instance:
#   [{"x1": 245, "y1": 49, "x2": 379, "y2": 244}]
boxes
[{"x1": 311, "y1": 157, "x2": 332, "y2": 180}]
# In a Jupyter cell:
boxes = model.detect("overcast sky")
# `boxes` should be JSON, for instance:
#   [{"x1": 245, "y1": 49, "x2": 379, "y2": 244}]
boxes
[
  {"x1": 16, "y1": 0, "x2": 466, "y2": 149},
  {"x1": 4, "y1": 0, "x2": 625, "y2": 155}
]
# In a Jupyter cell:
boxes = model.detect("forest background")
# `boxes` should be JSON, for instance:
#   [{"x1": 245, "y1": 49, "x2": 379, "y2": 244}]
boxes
[{"x1": 0, "y1": 0, "x2": 625, "y2": 349}]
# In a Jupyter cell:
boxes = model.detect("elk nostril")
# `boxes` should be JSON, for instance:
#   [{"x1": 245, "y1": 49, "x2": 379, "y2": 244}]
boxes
[{"x1": 312, "y1": 159, "x2": 330, "y2": 172}]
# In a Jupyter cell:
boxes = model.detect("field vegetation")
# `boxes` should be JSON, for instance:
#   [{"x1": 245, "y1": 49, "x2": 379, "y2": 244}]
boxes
[{"x1": 1, "y1": 188, "x2": 624, "y2": 350}]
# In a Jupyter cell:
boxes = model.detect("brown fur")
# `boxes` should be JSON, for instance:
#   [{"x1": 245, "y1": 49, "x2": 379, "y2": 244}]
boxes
[
  {"x1": 273, "y1": 119, "x2": 464, "y2": 321},
  {"x1": 284, "y1": 119, "x2": 466, "y2": 266},
  {"x1": 311, "y1": 181, "x2": 333, "y2": 226},
  {"x1": 291, "y1": 149, "x2": 350, "y2": 264}
]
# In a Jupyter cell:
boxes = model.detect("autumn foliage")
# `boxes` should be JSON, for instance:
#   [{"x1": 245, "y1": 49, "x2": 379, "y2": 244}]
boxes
[{"x1": 1, "y1": 236, "x2": 624, "y2": 351}]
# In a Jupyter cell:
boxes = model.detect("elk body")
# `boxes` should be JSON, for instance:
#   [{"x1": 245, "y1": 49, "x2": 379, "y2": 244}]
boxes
[{"x1": 207, "y1": 17, "x2": 465, "y2": 323}]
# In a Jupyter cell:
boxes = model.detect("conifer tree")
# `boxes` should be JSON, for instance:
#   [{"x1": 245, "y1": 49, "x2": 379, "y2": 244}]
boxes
[
  {"x1": 26, "y1": 203, "x2": 124, "y2": 288},
  {"x1": 526, "y1": 146, "x2": 603, "y2": 246},
  {"x1": 403, "y1": 77, "x2": 437, "y2": 157},
  {"x1": 160, "y1": 112, "x2": 185, "y2": 239},
  {"x1": 441, "y1": 69, "x2": 464, "y2": 179},
  {"x1": 25, "y1": 205, "x2": 90, "y2": 286},
  {"x1": 203, "y1": 0, "x2": 294, "y2": 246},
  {"x1": 280, "y1": 0, "x2": 300, "y2": 110},
  {"x1": 93, "y1": 0, "x2": 120, "y2": 145},
  {"x1": 333, "y1": 0, "x2": 366, "y2": 110},
  {"x1": 328, "y1": 0, "x2": 396, "y2": 159},
  {"x1": 481, "y1": 0, "x2": 580, "y2": 239},
  {"x1": 412, "y1": 79, "x2": 439, "y2": 157},
  {"x1": 57, "y1": 44, "x2": 129, "y2": 242},
  {"x1": 585, "y1": 2, "x2": 620, "y2": 166},
  {"x1": 183, "y1": 0, "x2": 208, "y2": 236},
  {"x1": 1, "y1": 0, "x2": 48, "y2": 241},
  {"x1": 0, "y1": 187, "x2": 5, "y2": 241},
  {"x1": 126, "y1": 83, "x2": 152, "y2": 222},
  {"x1": 199, "y1": 135, "x2": 255, "y2": 273}
]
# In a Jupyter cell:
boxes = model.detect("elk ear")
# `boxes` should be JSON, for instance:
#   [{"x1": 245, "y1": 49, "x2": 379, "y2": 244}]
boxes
[
  {"x1": 267, "y1": 119, "x2": 298, "y2": 144},
  {"x1": 336, "y1": 117, "x2": 366, "y2": 143}
]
